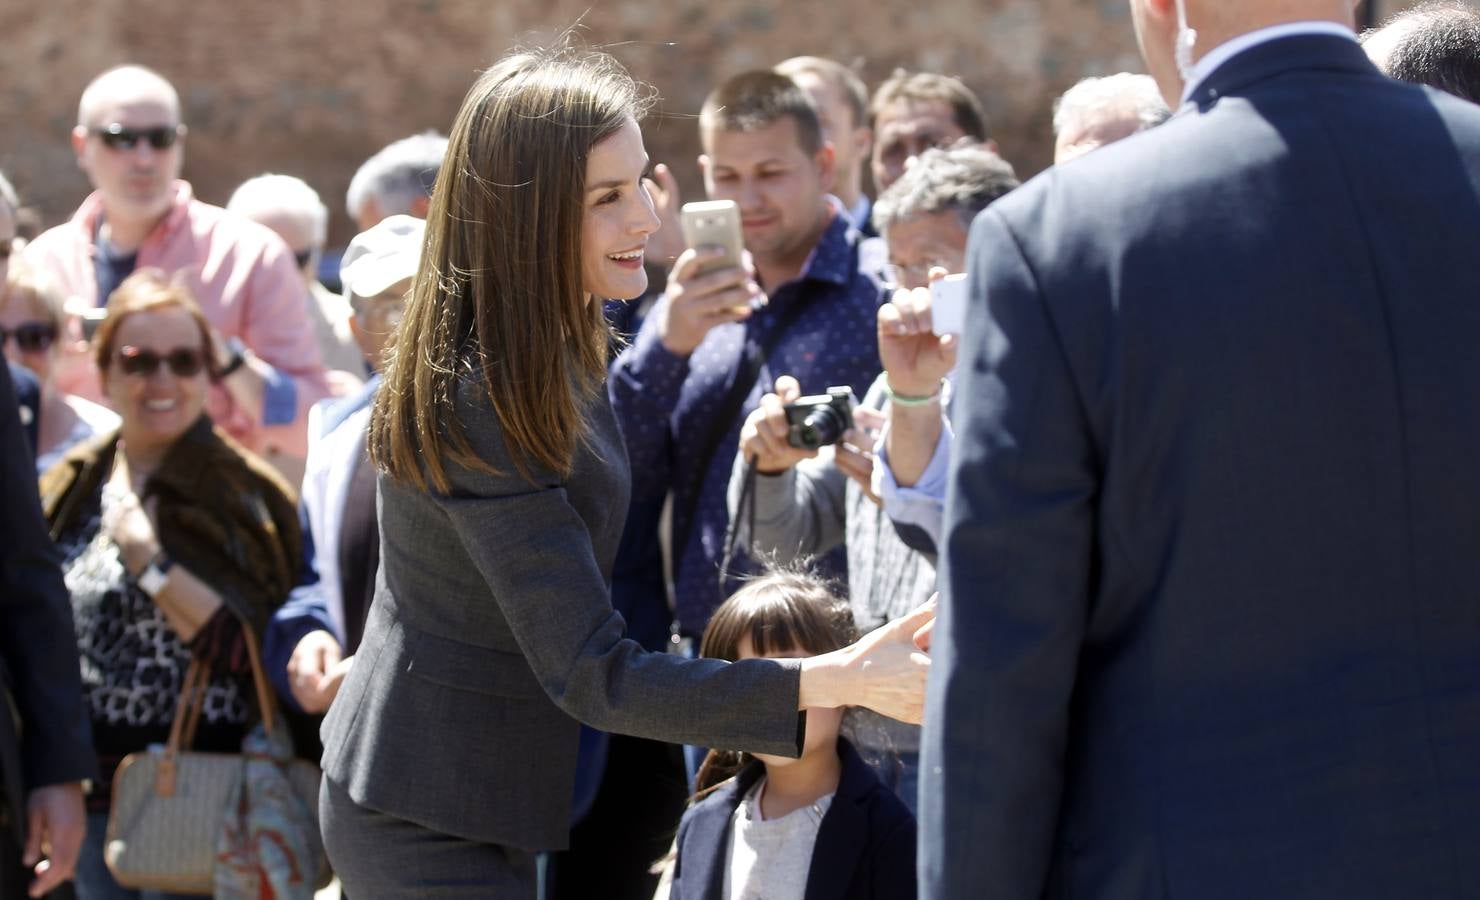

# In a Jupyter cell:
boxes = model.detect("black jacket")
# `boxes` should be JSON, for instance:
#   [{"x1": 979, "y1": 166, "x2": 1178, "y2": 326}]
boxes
[
  {"x1": 671, "y1": 738, "x2": 916, "y2": 900},
  {"x1": 0, "y1": 359, "x2": 95, "y2": 836}
]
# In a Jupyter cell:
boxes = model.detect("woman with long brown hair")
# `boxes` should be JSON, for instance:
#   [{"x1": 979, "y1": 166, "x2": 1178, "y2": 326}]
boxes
[{"x1": 318, "y1": 45, "x2": 931, "y2": 895}]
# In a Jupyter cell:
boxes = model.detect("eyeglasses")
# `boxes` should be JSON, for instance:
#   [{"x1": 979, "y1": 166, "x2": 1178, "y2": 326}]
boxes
[
  {"x1": 116, "y1": 345, "x2": 207, "y2": 378},
  {"x1": 90, "y1": 124, "x2": 182, "y2": 152},
  {"x1": 0, "y1": 321, "x2": 57, "y2": 353}
]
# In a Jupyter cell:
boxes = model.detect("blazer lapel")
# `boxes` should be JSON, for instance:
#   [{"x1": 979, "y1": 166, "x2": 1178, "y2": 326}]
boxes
[{"x1": 804, "y1": 742, "x2": 873, "y2": 900}]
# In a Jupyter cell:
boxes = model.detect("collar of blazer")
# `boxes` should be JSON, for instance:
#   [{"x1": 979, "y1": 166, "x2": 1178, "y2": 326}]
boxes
[
  {"x1": 1183, "y1": 32, "x2": 1379, "y2": 111},
  {"x1": 681, "y1": 738, "x2": 882, "y2": 900}
]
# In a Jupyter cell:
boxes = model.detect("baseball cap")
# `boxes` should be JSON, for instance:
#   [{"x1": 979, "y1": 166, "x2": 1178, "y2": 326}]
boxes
[{"x1": 340, "y1": 214, "x2": 425, "y2": 301}]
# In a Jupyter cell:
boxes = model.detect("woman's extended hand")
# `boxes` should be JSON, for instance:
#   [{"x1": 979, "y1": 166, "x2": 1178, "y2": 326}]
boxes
[{"x1": 800, "y1": 598, "x2": 935, "y2": 724}]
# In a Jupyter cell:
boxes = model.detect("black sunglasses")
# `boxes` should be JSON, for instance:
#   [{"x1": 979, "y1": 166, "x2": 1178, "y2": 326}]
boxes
[
  {"x1": 91, "y1": 124, "x2": 181, "y2": 151},
  {"x1": 0, "y1": 321, "x2": 58, "y2": 353},
  {"x1": 116, "y1": 345, "x2": 207, "y2": 378}
]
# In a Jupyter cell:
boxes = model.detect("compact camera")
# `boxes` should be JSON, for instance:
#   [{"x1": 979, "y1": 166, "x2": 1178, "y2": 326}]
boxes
[{"x1": 784, "y1": 386, "x2": 857, "y2": 450}]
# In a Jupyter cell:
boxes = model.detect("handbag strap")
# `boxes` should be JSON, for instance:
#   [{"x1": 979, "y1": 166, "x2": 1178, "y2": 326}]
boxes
[{"x1": 155, "y1": 620, "x2": 280, "y2": 797}]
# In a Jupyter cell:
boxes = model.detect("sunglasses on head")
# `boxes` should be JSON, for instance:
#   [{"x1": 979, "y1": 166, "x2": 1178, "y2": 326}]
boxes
[
  {"x1": 0, "y1": 321, "x2": 57, "y2": 353},
  {"x1": 116, "y1": 345, "x2": 207, "y2": 378},
  {"x1": 91, "y1": 123, "x2": 181, "y2": 151}
]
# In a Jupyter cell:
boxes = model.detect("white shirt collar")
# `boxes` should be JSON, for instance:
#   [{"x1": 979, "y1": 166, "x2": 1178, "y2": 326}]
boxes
[{"x1": 1181, "y1": 21, "x2": 1357, "y2": 104}]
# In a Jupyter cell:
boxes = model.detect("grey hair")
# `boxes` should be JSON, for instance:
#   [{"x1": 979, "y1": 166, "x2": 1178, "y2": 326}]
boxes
[
  {"x1": 345, "y1": 131, "x2": 448, "y2": 221},
  {"x1": 871, "y1": 141, "x2": 1020, "y2": 236},
  {"x1": 1052, "y1": 73, "x2": 1170, "y2": 138},
  {"x1": 0, "y1": 170, "x2": 17, "y2": 215},
  {"x1": 226, "y1": 173, "x2": 329, "y2": 246}
]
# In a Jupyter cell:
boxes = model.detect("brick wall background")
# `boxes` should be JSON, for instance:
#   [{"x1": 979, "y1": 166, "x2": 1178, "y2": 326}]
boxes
[{"x1": 1, "y1": 0, "x2": 1414, "y2": 246}]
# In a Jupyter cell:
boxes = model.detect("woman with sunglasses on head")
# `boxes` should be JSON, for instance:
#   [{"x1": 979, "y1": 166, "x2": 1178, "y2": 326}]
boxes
[
  {"x1": 317, "y1": 44, "x2": 931, "y2": 896},
  {"x1": 1, "y1": 260, "x2": 120, "y2": 473},
  {"x1": 36, "y1": 268, "x2": 300, "y2": 899}
]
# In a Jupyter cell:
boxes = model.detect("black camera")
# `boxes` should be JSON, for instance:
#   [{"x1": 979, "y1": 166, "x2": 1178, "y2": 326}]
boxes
[{"x1": 785, "y1": 386, "x2": 856, "y2": 450}]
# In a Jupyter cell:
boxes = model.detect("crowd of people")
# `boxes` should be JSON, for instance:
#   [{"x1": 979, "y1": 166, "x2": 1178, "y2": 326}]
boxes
[{"x1": 2, "y1": 0, "x2": 1480, "y2": 897}]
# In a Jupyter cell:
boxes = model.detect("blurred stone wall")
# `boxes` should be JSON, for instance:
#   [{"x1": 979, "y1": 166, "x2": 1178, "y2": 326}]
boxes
[{"x1": 0, "y1": 0, "x2": 1411, "y2": 245}]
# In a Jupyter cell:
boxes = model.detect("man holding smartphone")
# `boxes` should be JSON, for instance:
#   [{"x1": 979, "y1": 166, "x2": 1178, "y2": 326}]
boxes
[{"x1": 609, "y1": 71, "x2": 886, "y2": 653}]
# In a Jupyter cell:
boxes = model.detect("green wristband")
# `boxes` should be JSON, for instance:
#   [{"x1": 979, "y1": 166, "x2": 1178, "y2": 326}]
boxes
[{"x1": 883, "y1": 377, "x2": 943, "y2": 407}]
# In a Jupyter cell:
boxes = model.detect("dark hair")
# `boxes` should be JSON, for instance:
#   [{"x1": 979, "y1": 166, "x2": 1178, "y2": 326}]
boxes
[
  {"x1": 700, "y1": 70, "x2": 824, "y2": 155},
  {"x1": 774, "y1": 56, "x2": 870, "y2": 130},
  {"x1": 370, "y1": 45, "x2": 652, "y2": 491},
  {"x1": 1369, "y1": 0, "x2": 1480, "y2": 103},
  {"x1": 692, "y1": 566, "x2": 856, "y2": 796},
  {"x1": 870, "y1": 69, "x2": 988, "y2": 141}
]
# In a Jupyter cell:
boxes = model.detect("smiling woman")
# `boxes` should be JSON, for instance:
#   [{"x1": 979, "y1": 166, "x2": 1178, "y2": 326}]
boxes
[
  {"x1": 318, "y1": 44, "x2": 932, "y2": 898},
  {"x1": 35, "y1": 269, "x2": 302, "y2": 899}
]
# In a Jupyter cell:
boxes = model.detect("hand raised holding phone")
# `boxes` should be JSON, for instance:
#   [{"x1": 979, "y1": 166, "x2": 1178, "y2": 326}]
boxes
[
  {"x1": 877, "y1": 267, "x2": 961, "y2": 398},
  {"x1": 655, "y1": 200, "x2": 767, "y2": 357}
]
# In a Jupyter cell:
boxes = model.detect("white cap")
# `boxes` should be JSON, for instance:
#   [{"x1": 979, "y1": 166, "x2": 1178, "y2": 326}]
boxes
[{"x1": 340, "y1": 214, "x2": 425, "y2": 301}]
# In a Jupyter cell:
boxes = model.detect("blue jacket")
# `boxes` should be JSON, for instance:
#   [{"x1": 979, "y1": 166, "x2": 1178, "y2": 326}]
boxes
[
  {"x1": 922, "y1": 33, "x2": 1480, "y2": 899},
  {"x1": 671, "y1": 738, "x2": 916, "y2": 900}
]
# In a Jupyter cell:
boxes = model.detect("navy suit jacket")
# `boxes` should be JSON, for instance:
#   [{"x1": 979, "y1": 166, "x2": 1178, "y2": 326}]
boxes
[
  {"x1": 923, "y1": 35, "x2": 1480, "y2": 899},
  {"x1": 0, "y1": 359, "x2": 95, "y2": 836},
  {"x1": 671, "y1": 739, "x2": 916, "y2": 900}
]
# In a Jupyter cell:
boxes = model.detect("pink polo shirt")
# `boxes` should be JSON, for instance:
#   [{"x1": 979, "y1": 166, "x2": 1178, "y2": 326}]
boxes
[{"x1": 25, "y1": 181, "x2": 329, "y2": 460}]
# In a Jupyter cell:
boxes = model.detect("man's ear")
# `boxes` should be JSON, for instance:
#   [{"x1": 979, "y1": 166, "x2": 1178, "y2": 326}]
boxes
[
  {"x1": 814, "y1": 143, "x2": 837, "y2": 194},
  {"x1": 71, "y1": 126, "x2": 89, "y2": 169}
]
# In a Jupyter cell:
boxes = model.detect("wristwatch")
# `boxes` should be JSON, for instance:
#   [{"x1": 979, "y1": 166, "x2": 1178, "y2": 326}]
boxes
[
  {"x1": 137, "y1": 550, "x2": 176, "y2": 598},
  {"x1": 218, "y1": 337, "x2": 248, "y2": 378}
]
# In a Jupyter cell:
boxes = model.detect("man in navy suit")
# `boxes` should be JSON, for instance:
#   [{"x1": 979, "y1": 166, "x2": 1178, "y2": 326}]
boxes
[
  {"x1": 922, "y1": 1, "x2": 1480, "y2": 897},
  {"x1": 1, "y1": 359, "x2": 95, "y2": 898}
]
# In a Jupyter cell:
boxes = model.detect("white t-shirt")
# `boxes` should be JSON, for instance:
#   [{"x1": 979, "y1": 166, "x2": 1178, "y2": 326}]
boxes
[{"x1": 723, "y1": 777, "x2": 836, "y2": 900}]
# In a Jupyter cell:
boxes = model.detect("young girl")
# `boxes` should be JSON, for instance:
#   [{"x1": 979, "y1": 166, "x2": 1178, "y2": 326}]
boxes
[{"x1": 668, "y1": 571, "x2": 917, "y2": 900}]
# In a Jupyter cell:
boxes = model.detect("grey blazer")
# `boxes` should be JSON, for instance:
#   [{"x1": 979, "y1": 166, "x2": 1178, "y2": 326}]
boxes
[{"x1": 320, "y1": 372, "x2": 803, "y2": 851}]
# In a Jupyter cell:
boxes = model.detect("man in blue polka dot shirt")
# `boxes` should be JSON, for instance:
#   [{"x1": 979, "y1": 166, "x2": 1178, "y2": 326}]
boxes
[{"x1": 609, "y1": 70, "x2": 886, "y2": 642}]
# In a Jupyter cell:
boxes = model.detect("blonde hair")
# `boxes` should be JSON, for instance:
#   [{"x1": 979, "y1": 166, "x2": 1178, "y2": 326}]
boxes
[
  {"x1": 2, "y1": 259, "x2": 68, "y2": 330},
  {"x1": 369, "y1": 45, "x2": 652, "y2": 491}
]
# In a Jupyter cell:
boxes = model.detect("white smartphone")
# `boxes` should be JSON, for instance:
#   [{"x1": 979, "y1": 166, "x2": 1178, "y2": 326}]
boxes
[
  {"x1": 680, "y1": 200, "x2": 743, "y2": 276},
  {"x1": 929, "y1": 272, "x2": 969, "y2": 335}
]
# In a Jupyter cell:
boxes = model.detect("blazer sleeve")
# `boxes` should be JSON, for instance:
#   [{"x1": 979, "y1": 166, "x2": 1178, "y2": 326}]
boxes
[
  {"x1": 919, "y1": 208, "x2": 1099, "y2": 899},
  {"x1": 0, "y1": 362, "x2": 97, "y2": 789},
  {"x1": 435, "y1": 380, "x2": 805, "y2": 758}
]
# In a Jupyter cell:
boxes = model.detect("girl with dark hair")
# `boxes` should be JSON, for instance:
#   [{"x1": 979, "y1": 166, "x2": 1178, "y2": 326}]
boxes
[{"x1": 669, "y1": 571, "x2": 917, "y2": 900}]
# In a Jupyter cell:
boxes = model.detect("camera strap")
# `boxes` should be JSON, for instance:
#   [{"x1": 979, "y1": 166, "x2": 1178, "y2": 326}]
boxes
[{"x1": 671, "y1": 293, "x2": 817, "y2": 629}]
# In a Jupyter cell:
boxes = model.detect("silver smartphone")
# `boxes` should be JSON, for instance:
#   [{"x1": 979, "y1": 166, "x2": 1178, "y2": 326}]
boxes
[
  {"x1": 930, "y1": 272, "x2": 968, "y2": 335},
  {"x1": 680, "y1": 200, "x2": 743, "y2": 276}
]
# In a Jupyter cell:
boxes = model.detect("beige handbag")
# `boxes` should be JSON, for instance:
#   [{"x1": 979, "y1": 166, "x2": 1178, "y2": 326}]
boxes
[{"x1": 104, "y1": 627, "x2": 330, "y2": 894}]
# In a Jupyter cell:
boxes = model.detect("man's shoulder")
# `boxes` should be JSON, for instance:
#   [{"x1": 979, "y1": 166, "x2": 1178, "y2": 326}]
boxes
[{"x1": 180, "y1": 197, "x2": 295, "y2": 272}]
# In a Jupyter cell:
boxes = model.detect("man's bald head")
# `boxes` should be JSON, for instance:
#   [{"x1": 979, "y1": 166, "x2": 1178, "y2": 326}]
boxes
[{"x1": 77, "y1": 65, "x2": 180, "y2": 129}]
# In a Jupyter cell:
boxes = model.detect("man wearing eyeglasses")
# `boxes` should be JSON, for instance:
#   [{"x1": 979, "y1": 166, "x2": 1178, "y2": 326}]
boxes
[{"x1": 23, "y1": 64, "x2": 330, "y2": 481}]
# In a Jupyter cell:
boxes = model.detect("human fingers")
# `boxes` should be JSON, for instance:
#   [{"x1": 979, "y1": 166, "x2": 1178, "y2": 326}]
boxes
[
  {"x1": 835, "y1": 441, "x2": 874, "y2": 479},
  {"x1": 773, "y1": 375, "x2": 802, "y2": 405},
  {"x1": 913, "y1": 618, "x2": 934, "y2": 652},
  {"x1": 853, "y1": 406, "x2": 886, "y2": 434},
  {"x1": 670, "y1": 250, "x2": 749, "y2": 295}
]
